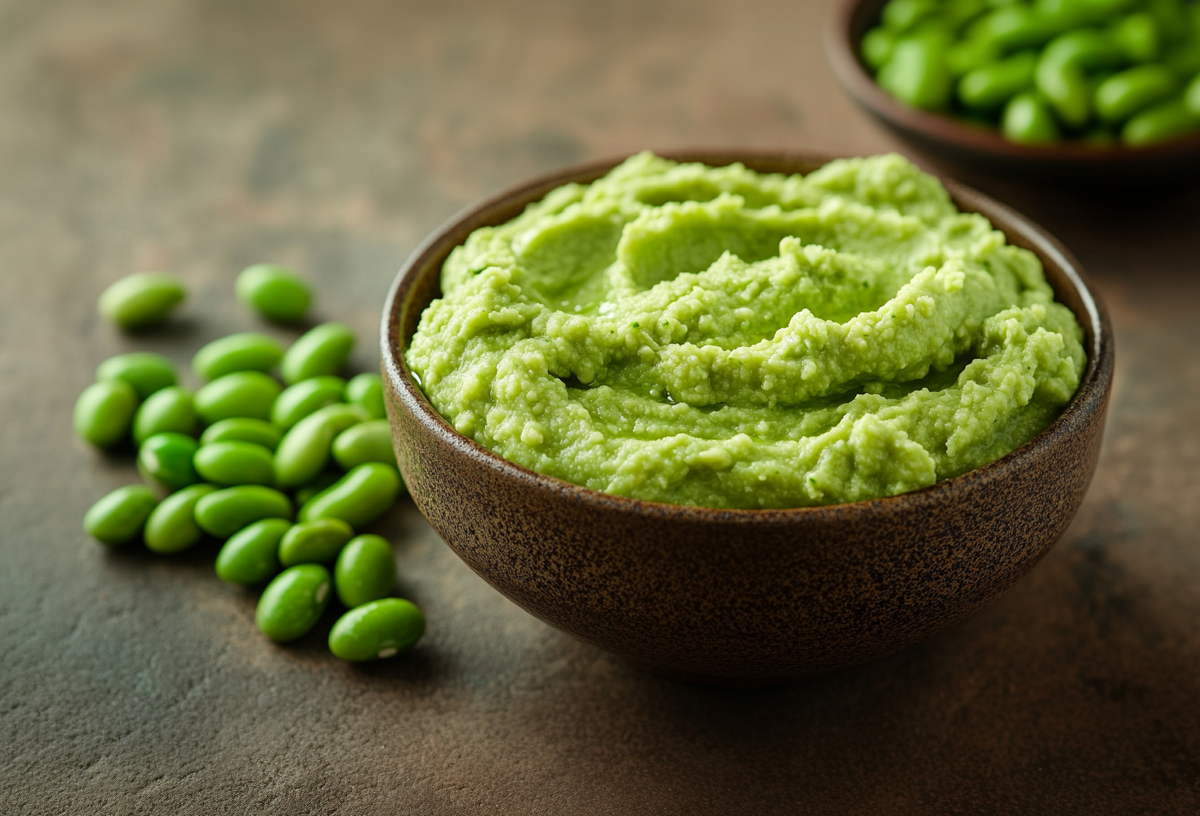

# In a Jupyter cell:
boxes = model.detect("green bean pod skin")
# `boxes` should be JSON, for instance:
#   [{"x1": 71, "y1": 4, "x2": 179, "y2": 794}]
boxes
[
  {"x1": 192, "y1": 333, "x2": 285, "y2": 382},
  {"x1": 194, "y1": 486, "x2": 294, "y2": 538},
  {"x1": 74, "y1": 380, "x2": 139, "y2": 449},
  {"x1": 194, "y1": 371, "x2": 283, "y2": 425},
  {"x1": 199, "y1": 417, "x2": 284, "y2": 451},
  {"x1": 144, "y1": 483, "x2": 218, "y2": 554},
  {"x1": 97, "y1": 272, "x2": 186, "y2": 330},
  {"x1": 332, "y1": 420, "x2": 397, "y2": 470},
  {"x1": 274, "y1": 403, "x2": 368, "y2": 488},
  {"x1": 344, "y1": 373, "x2": 387, "y2": 420},
  {"x1": 96, "y1": 353, "x2": 178, "y2": 399},
  {"x1": 256, "y1": 564, "x2": 332, "y2": 643},
  {"x1": 329, "y1": 599, "x2": 425, "y2": 661},
  {"x1": 133, "y1": 386, "x2": 196, "y2": 444},
  {"x1": 137, "y1": 432, "x2": 201, "y2": 492},
  {"x1": 299, "y1": 463, "x2": 402, "y2": 529},
  {"x1": 215, "y1": 518, "x2": 290, "y2": 584},
  {"x1": 278, "y1": 518, "x2": 355, "y2": 567},
  {"x1": 236, "y1": 264, "x2": 312, "y2": 324},
  {"x1": 281, "y1": 322, "x2": 356, "y2": 385},
  {"x1": 193, "y1": 441, "x2": 276, "y2": 487},
  {"x1": 334, "y1": 534, "x2": 396, "y2": 608},
  {"x1": 271, "y1": 376, "x2": 346, "y2": 429},
  {"x1": 83, "y1": 485, "x2": 160, "y2": 545}
]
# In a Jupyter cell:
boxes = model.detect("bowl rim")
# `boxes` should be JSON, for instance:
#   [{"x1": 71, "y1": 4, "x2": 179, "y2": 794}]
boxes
[
  {"x1": 381, "y1": 149, "x2": 1115, "y2": 523},
  {"x1": 824, "y1": 0, "x2": 1200, "y2": 164}
]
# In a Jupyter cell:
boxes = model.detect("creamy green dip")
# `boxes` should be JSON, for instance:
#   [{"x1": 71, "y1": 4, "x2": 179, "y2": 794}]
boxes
[{"x1": 407, "y1": 153, "x2": 1085, "y2": 509}]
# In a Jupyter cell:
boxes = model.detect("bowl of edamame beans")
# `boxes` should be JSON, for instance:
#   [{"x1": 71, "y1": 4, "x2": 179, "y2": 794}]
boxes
[
  {"x1": 382, "y1": 150, "x2": 1115, "y2": 685},
  {"x1": 827, "y1": 0, "x2": 1200, "y2": 182}
]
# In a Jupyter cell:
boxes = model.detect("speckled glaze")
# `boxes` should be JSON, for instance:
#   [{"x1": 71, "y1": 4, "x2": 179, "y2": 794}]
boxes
[{"x1": 381, "y1": 151, "x2": 1114, "y2": 685}]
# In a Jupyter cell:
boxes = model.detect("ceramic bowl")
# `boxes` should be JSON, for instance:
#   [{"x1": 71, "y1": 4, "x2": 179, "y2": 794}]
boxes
[
  {"x1": 826, "y1": 0, "x2": 1200, "y2": 185},
  {"x1": 381, "y1": 150, "x2": 1114, "y2": 685}
]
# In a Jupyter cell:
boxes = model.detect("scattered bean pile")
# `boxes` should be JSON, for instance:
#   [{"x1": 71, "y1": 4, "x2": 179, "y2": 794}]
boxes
[
  {"x1": 861, "y1": 0, "x2": 1200, "y2": 146},
  {"x1": 77, "y1": 265, "x2": 424, "y2": 661}
]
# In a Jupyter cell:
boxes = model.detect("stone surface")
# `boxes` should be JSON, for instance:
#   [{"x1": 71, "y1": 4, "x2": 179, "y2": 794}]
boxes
[{"x1": 1, "y1": 0, "x2": 1198, "y2": 813}]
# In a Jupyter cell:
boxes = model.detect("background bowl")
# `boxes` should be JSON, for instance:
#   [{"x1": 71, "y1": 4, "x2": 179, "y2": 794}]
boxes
[
  {"x1": 381, "y1": 150, "x2": 1115, "y2": 685},
  {"x1": 826, "y1": 0, "x2": 1200, "y2": 185}
]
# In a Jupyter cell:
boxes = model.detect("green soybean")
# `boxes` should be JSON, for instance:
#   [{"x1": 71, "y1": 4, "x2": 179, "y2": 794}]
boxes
[
  {"x1": 334, "y1": 535, "x2": 395, "y2": 608},
  {"x1": 1036, "y1": 50, "x2": 1092, "y2": 127},
  {"x1": 133, "y1": 386, "x2": 196, "y2": 444},
  {"x1": 861, "y1": 27, "x2": 896, "y2": 70},
  {"x1": 959, "y1": 50, "x2": 1038, "y2": 109},
  {"x1": 271, "y1": 376, "x2": 346, "y2": 429},
  {"x1": 215, "y1": 518, "x2": 289, "y2": 584},
  {"x1": 881, "y1": 0, "x2": 936, "y2": 32},
  {"x1": 194, "y1": 441, "x2": 276, "y2": 487},
  {"x1": 83, "y1": 485, "x2": 159, "y2": 545},
  {"x1": 194, "y1": 371, "x2": 282, "y2": 424},
  {"x1": 74, "y1": 379, "x2": 139, "y2": 448},
  {"x1": 344, "y1": 373, "x2": 386, "y2": 420},
  {"x1": 329, "y1": 598, "x2": 424, "y2": 661},
  {"x1": 194, "y1": 485, "x2": 293, "y2": 538},
  {"x1": 294, "y1": 472, "x2": 342, "y2": 506},
  {"x1": 137, "y1": 432, "x2": 201, "y2": 492},
  {"x1": 281, "y1": 322, "x2": 355, "y2": 384},
  {"x1": 256, "y1": 564, "x2": 332, "y2": 642},
  {"x1": 1187, "y1": 73, "x2": 1200, "y2": 116},
  {"x1": 878, "y1": 31, "x2": 954, "y2": 110},
  {"x1": 192, "y1": 332, "x2": 285, "y2": 382},
  {"x1": 278, "y1": 518, "x2": 354, "y2": 567},
  {"x1": 1122, "y1": 96, "x2": 1200, "y2": 144},
  {"x1": 1002, "y1": 91, "x2": 1063, "y2": 143},
  {"x1": 96, "y1": 353, "x2": 177, "y2": 399},
  {"x1": 1040, "y1": 29, "x2": 1125, "y2": 70},
  {"x1": 332, "y1": 420, "x2": 396, "y2": 470},
  {"x1": 97, "y1": 272, "x2": 186, "y2": 330},
  {"x1": 299, "y1": 463, "x2": 401, "y2": 529},
  {"x1": 274, "y1": 403, "x2": 368, "y2": 488},
  {"x1": 236, "y1": 264, "x2": 312, "y2": 324},
  {"x1": 946, "y1": 37, "x2": 1001, "y2": 75},
  {"x1": 1096, "y1": 64, "x2": 1179, "y2": 121},
  {"x1": 1109, "y1": 12, "x2": 1161, "y2": 62},
  {"x1": 199, "y1": 417, "x2": 283, "y2": 451},
  {"x1": 965, "y1": 6, "x2": 1054, "y2": 52},
  {"x1": 144, "y1": 483, "x2": 217, "y2": 554}
]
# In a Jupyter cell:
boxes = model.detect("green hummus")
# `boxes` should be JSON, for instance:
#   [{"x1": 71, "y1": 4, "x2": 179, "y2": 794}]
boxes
[{"x1": 406, "y1": 153, "x2": 1085, "y2": 509}]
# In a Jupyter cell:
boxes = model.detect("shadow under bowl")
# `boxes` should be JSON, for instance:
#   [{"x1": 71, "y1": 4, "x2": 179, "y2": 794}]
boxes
[
  {"x1": 381, "y1": 150, "x2": 1114, "y2": 685},
  {"x1": 826, "y1": 0, "x2": 1200, "y2": 186}
]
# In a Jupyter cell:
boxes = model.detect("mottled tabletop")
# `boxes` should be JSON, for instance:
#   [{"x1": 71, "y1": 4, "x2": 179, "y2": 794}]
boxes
[{"x1": 3, "y1": 1, "x2": 1199, "y2": 814}]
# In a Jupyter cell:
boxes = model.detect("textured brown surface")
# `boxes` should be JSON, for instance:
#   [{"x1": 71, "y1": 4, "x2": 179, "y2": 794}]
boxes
[
  {"x1": 2, "y1": 0, "x2": 1199, "y2": 813},
  {"x1": 382, "y1": 151, "x2": 1114, "y2": 683}
]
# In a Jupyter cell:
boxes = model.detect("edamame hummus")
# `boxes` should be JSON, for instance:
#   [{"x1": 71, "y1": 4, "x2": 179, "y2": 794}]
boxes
[{"x1": 407, "y1": 153, "x2": 1085, "y2": 509}]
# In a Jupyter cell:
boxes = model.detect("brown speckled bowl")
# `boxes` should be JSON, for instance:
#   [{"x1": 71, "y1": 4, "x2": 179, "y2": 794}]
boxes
[{"x1": 381, "y1": 151, "x2": 1114, "y2": 685}]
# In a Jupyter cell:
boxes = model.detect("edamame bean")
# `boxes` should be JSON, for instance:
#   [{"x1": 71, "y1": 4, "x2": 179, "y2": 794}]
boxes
[
  {"x1": 137, "y1": 432, "x2": 201, "y2": 492},
  {"x1": 1096, "y1": 63, "x2": 1179, "y2": 121},
  {"x1": 256, "y1": 564, "x2": 331, "y2": 642},
  {"x1": 966, "y1": 6, "x2": 1054, "y2": 53},
  {"x1": 328, "y1": 599, "x2": 424, "y2": 661},
  {"x1": 215, "y1": 518, "x2": 289, "y2": 584},
  {"x1": 97, "y1": 272, "x2": 186, "y2": 330},
  {"x1": 271, "y1": 376, "x2": 346, "y2": 429},
  {"x1": 299, "y1": 463, "x2": 401, "y2": 529},
  {"x1": 281, "y1": 322, "x2": 355, "y2": 384},
  {"x1": 881, "y1": 0, "x2": 936, "y2": 32},
  {"x1": 1109, "y1": 12, "x2": 1161, "y2": 62},
  {"x1": 96, "y1": 353, "x2": 177, "y2": 399},
  {"x1": 192, "y1": 332, "x2": 285, "y2": 381},
  {"x1": 946, "y1": 38, "x2": 1001, "y2": 75},
  {"x1": 133, "y1": 386, "x2": 196, "y2": 444},
  {"x1": 1002, "y1": 91, "x2": 1062, "y2": 143},
  {"x1": 278, "y1": 518, "x2": 354, "y2": 567},
  {"x1": 344, "y1": 373, "x2": 386, "y2": 419},
  {"x1": 878, "y1": 31, "x2": 954, "y2": 110},
  {"x1": 194, "y1": 441, "x2": 276, "y2": 487},
  {"x1": 194, "y1": 485, "x2": 293, "y2": 538},
  {"x1": 332, "y1": 420, "x2": 397, "y2": 470},
  {"x1": 274, "y1": 403, "x2": 368, "y2": 488},
  {"x1": 294, "y1": 472, "x2": 342, "y2": 506},
  {"x1": 83, "y1": 485, "x2": 159, "y2": 545},
  {"x1": 1040, "y1": 29, "x2": 1124, "y2": 70},
  {"x1": 1036, "y1": 49, "x2": 1092, "y2": 127},
  {"x1": 1187, "y1": 73, "x2": 1200, "y2": 116},
  {"x1": 74, "y1": 380, "x2": 138, "y2": 448},
  {"x1": 199, "y1": 417, "x2": 283, "y2": 451},
  {"x1": 1122, "y1": 96, "x2": 1200, "y2": 144},
  {"x1": 235, "y1": 264, "x2": 311, "y2": 324},
  {"x1": 861, "y1": 27, "x2": 895, "y2": 70},
  {"x1": 144, "y1": 483, "x2": 217, "y2": 554},
  {"x1": 194, "y1": 371, "x2": 282, "y2": 424},
  {"x1": 334, "y1": 535, "x2": 395, "y2": 608},
  {"x1": 959, "y1": 50, "x2": 1038, "y2": 109}
]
